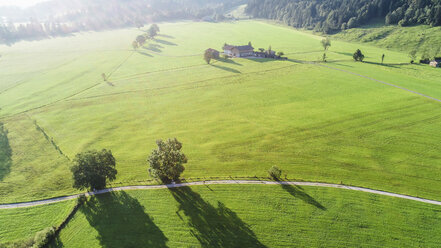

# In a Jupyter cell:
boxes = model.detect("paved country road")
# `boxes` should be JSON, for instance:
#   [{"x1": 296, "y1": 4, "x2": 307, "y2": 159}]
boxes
[{"x1": 1, "y1": 180, "x2": 441, "y2": 209}]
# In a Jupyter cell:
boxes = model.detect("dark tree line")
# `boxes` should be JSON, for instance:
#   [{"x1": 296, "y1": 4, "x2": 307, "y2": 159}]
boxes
[{"x1": 246, "y1": 0, "x2": 441, "y2": 33}]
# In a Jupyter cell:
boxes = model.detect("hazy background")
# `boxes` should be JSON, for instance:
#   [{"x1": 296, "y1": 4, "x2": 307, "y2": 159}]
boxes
[{"x1": 0, "y1": 0, "x2": 49, "y2": 7}]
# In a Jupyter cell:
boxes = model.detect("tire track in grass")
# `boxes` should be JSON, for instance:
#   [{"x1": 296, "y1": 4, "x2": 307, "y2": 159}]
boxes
[
  {"x1": 66, "y1": 63, "x2": 302, "y2": 101},
  {"x1": 0, "y1": 52, "x2": 136, "y2": 120},
  {"x1": 315, "y1": 62, "x2": 441, "y2": 103},
  {"x1": 1, "y1": 180, "x2": 441, "y2": 209}
]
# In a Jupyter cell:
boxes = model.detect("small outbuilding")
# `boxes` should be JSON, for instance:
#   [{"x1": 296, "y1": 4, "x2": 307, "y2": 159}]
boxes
[{"x1": 430, "y1": 58, "x2": 441, "y2": 68}]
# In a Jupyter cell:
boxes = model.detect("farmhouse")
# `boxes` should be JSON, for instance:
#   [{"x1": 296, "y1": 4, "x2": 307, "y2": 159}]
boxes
[{"x1": 223, "y1": 44, "x2": 254, "y2": 57}]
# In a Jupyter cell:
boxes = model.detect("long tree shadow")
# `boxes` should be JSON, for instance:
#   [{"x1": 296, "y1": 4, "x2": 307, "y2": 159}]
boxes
[
  {"x1": 363, "y1": 61, "x2": 411, "y2": 68},
  {"x1": 169, "y1": 186, "x2": 267, "y2": 248},
  {"x1": 155, "y1": 39, "x2": 177, "y2": 46},
  {"x1": 215, "y1": 58, "x2": 243, "y2": 66},
  {"x1": 145, "y1": 43, "x2": 163, "y2": 53},
  {"x1": 211, "y1": 64, "x2": 241, "y2": 74},
  {"x1": 157, "y1": 34, "x2": 175, "y2": 39},
  {"x1": 0, "y1": 123, "x2": 12, "y2": 181},
  {"x1": 277, "y1": 181, "x2": 326, "y2": 210},
  {"x1": 81, "y1": 192, "x2": 168, "y2": 248},
  {"x1": 138, "y1": 51, "x2": 153, "y2": 57}
]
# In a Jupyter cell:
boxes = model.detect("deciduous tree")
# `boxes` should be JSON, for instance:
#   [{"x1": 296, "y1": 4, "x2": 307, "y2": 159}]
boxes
[
  {"x1": 136, "y1": 35, "x2": 146, "y2": 46},
  {"x1": 321, "y1": 37, "x2": 331, "y2": 51},
  {"x1": 353, "y1": 49, "x2": 365, "y2": 62},
  {"x1": 148, "y1": 138, "x2": 187, "y2": 182},
  {"x1": 132, "y1": 41, "x2": 139, "y2": 50},
  {"x1": 71, "y1": 149, "x2": 117, "y2": 191},
  {"x1": 204, "y1": 49, "x2": 213, "y2": 64}
]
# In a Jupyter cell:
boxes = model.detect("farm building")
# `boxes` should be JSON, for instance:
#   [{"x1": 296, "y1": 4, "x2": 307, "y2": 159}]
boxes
[
  {"x1": 430, "y1": 58, "x2": 441, "y2": 68},
  {"x1": 223, "y1": 44, "x2": 254, "y2": 57}
]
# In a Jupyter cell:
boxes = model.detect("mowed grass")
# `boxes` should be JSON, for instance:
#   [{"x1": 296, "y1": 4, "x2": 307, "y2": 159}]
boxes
[
  {"x1": 51, "y1": 185, "x2": 441, "y2": 247},
  {"x1": 332, "y1": 24, "x2": 441, "y2": 55},
  {"x1": 0, "y1": 200, "x2": 75, "y2": 245},
  {"x1": 0, "y1": 21, "x2": 441, "y2": 203}
]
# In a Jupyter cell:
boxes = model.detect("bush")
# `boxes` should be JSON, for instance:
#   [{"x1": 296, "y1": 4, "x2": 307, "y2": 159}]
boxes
[
  {"x1": 77, "y1": 195, "x2": 87, "y2": 204},
  {"x1": 32, "y1": 227, "x2": 56, "y2": 248},
  {"x1": 268, "y1": 165, "x2": 282, "y2": 180},
  {"x1": 353, "y1": 49, "x2": 365, "y2": 62}
]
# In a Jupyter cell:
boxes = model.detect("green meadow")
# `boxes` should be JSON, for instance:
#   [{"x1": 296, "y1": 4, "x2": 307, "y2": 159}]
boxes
[
  {"x1": 0, "y1": 200, "x2": 75, "y2": 245},
  {"x1": 1, "y1": 19, "x2": 441, "y2": 247},
  {"x1": 0, "y1": 20, "x2": 441, "y2": 205},
  {"x1": 49, "y1": 185, "x2": 441, "y2": 247},
  {"x1": 333, "y1": 24, "x2": 441, "y2": 55}
]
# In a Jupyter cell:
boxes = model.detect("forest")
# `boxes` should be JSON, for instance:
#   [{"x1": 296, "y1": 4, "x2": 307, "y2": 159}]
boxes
[{"x1": 246, "y1": 0, "x2": 441, "y2": 33}]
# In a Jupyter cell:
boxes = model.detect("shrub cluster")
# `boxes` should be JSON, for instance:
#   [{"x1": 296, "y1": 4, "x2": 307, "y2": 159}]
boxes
[{"x1": 268, "y1": 165, "x2": 282, "y2": 180}]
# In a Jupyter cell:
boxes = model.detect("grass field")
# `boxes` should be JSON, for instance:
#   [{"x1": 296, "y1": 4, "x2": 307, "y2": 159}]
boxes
[
  {"x1": 0, "y1": 200, "x2": 75, "y2": 245},
  {"x1": 45, "y1": 185, "x2": 441, "y2": 247},
  {"x1": 332, "y1": 24, "x2": 441, "y2": 56},
  {"x1": 0, "y1": 20, "x2": 441, "y2": 204}
]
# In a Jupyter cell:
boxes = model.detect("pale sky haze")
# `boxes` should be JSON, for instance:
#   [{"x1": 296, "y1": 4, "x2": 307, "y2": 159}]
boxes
[{"x1": 0, "y1": 0, "x2": 49, "y2": 7}]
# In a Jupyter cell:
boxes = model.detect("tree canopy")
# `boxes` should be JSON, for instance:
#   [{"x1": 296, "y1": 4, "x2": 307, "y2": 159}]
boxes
[
  {"x1": 136, "y1": 35, "x2": 147, "y2": 46},
  {"x1": 71, "y1": 149, "x2": 117, "y2": 191},
  {"x1": 353, "y1": 49, "x2": 365, "y2": 62},
  {"x1": 204, "y1": 50, "x2": 214, "y2": 64},
  {"x1": 246, "y1": 0, "x2": 441, "y2": 33},
  {"x1": 148, "y1": 138, "x2": 188, "y2": 182},
  {"x1": 321, "y1": 38, "x2": 331, "y2": 51}
]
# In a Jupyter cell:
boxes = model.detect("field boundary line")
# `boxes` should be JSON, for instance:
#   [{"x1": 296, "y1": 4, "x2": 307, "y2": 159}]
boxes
[{"x1": 1, "y1": 180, "x2": 441, "y2": 209}]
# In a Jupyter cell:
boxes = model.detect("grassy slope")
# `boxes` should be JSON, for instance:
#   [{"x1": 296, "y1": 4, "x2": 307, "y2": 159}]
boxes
[
  {"x1": 332, "y1": 24, "x2": 441, "y2": 56},
  {"x1": 0, "y1": 21, "x2": 441, "y2": 203},
  {"x1": 53, "y1": 185, "x2": 441, "y2": 247},
  {"x1": 0, "y1": 200, "x2": 75, "y2": 245}
]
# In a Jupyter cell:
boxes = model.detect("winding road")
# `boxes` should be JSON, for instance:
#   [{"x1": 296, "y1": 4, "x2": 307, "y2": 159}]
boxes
[{"x1": 1, "y1": 180, "x2": 441, "y2": 209}]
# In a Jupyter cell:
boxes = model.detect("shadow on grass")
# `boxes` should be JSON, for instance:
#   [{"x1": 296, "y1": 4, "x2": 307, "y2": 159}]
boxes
[
  {"x1": 215, "y1": 58, "x2": 242, "y2": 66},
  {"x1": 169, "y1": 186, "x2": 267, "y2": 248},
  {"x1": 332, "y1": 51, "x2": 354, "y2": 57},
  {"x1": 145, "y1": 43, "x2": 163, "y2": 53},
  {"x1": 81, "y1": 192, "x2": 168, "y2": 248},
  {"x1": 245, "y1": 58, "x2": 274, "y2": 63},
  {"x1": 363, "y1": 61, "x2": 411, "y2": 68},
  {"x1": 158, "y1": 34, "x2": 175, "y2": 39},
  {"x1": 286, "y1": 58, "x2": 305, "y2": 64},
  {"x1": 155, "y1": 39, "x2": 177, "y2": 46},
  {"x1": 211, "y1": 64, "x2": 241, "y2": 73},
  {"x1": 0, "y1": 123, "x2": 12, "y2": 181},
  {"x1": 277, "y1": 180, "x2": 326, "y2": 210},
  {"x1": 138, "y1": 51, "x2": 153, "y2": 57}
]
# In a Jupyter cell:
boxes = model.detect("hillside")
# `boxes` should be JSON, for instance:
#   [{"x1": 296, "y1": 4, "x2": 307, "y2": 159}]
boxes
[
  {"x1": 1, "y1": 21, "x2": 441, "y2": 205},
  {"x1": 332, "y1": 24, "x2": 441, "y2": 57},
  {"x1": 1, "y1": 18, "x2": 441, "y2": 248},
  {"x1": 246, "y1": 0, "x2": 441, "y2": 33}
]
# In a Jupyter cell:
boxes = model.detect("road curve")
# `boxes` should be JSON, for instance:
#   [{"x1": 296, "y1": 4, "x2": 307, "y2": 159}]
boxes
[{"x1": 1, "y1": 180, "x2": 441, "y2": 209}]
